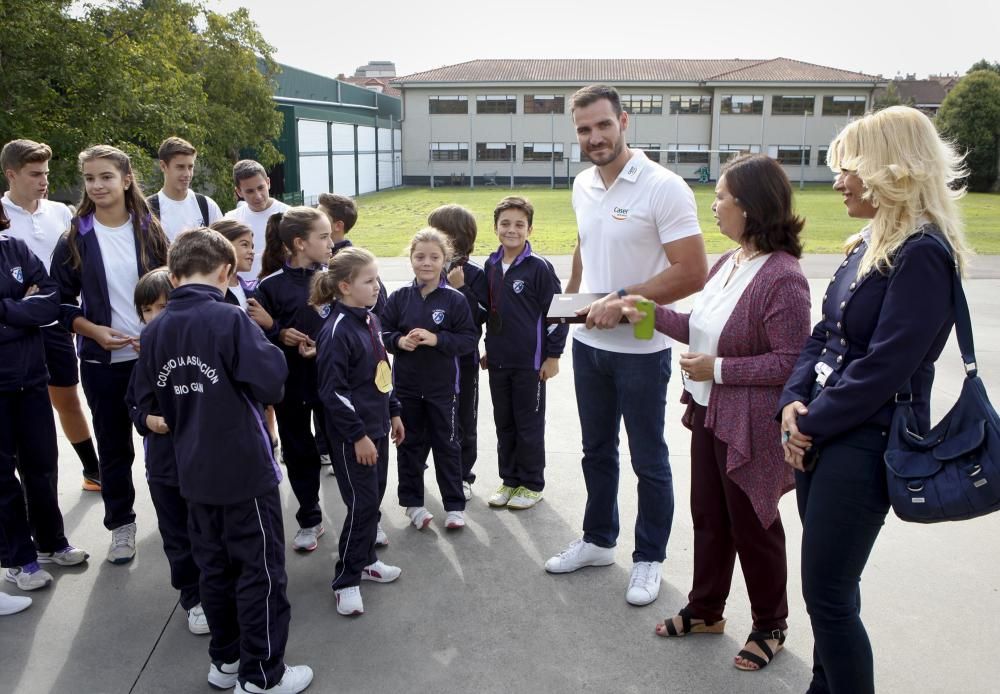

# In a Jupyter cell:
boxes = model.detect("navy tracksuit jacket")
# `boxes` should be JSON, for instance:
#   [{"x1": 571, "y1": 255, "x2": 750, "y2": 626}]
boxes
[
  {"x1": 381, "y1": 278, "x2": 477, "y2": 511},
  {"x1": 478, "y1": 242, "x2": 567, "y2": 491},
  {"x1": 0, "y1": 235, "x2": 70, "y2": 566},
  {"x1": 316, "y1": 302, "x2": 401, "y2": 588},
  {"x1": 129, "y1": 283, "x2": 291, "y2": 689}
]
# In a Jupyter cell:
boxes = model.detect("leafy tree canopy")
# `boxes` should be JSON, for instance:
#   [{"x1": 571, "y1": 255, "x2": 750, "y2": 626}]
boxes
[{"x1": 937, "y1": 70, "x2": 1000, "y2": 192}]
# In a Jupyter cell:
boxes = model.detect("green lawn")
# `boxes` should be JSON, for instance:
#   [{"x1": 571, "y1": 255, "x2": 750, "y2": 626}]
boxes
[{"x1": 349, "y1": 184, "x2": 1000, "y2": 257}]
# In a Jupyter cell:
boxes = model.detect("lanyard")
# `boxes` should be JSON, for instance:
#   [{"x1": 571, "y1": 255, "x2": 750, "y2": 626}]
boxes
[{"x1": 366, "y1": 312, "x2": 387, "y2": 361}]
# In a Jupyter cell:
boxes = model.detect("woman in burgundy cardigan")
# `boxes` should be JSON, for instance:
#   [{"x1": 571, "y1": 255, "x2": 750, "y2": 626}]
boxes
[{"x1": 622, "y1": 154, "x2": 811, "y2": 671}]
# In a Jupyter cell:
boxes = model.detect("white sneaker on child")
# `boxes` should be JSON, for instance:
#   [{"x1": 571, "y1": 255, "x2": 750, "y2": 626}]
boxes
[
  {"x1": 292, "y1": 524, "x2": 324, "y2": 552},
  {"x1": 207, "y1": 659, "x2": 238, "y2": 689},
  {"x1": 405, "y1": 506, "x2": 433, "y2": 530},
  {"x1": 445, "y1": 511, "x2": 465, "y2": 529},
  {"x1": 625, "y1": 561, "x2": 662, "y2": 606},
  {"x1": 107, "y1": 523, "x2": 137, "y2": 565},
  {"x1": 4, "y1": 566, "x2": 53, "y2": 591},
  {"x1": 462, "y1": 480, "x2": 472, "y2": 501},
  {"x1": 235, "y1": 665, "x2": 314, "y2": 693},
  {"x1": 0, "y1": 592, "x2": 31, "y2": 615},
  {"x1": 188, "y1": 603, "x2": 210, "y2": 635},
  {"x1": 319, "y1": 454, "x2": 331, "y2": 466},
  {"x1": 37, "y1": 546, "x2": 89, "y2": 566},
  {"x1": 374, "y1": 523, "x2": 389, "y2": 547},
  {"x1": 335, "y1": 586, "x2": 364, "y2": 616},
  {"x1": 544, "y1": 538, "x2": 615, "y2": 574},
  {"x1": 361, "y1": 560, "x2": 401, "y2": 583}
]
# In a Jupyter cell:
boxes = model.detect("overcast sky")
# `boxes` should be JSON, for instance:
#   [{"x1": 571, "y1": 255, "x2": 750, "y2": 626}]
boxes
[{"x1": 209, "y1": 0, "x2": 996, "y2": 80}]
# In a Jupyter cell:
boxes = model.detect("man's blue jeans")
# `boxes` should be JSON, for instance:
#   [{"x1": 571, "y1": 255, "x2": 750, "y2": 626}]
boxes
[{"x1": 573, "y1": 339, "x2": 673, "y2": 563}]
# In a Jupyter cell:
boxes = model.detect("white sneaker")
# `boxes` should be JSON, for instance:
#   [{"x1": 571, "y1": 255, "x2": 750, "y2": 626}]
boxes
[
  {"x1": 362, "y1": 560, "x2": 401, "y2": 583},
  {"x1": 487, "y1": 484, "x2": 516, "y2": 507},
  {"x1": 445, "y1": 510, "x2": 465, "y2": 529},
  {"x1": 292, "y1": 524, "x2": 324, "y2": 552},
  {"x1": 544, "y1": 538, "x2": 615, "y2": 574},
  {"x1": 0, "y1": 592, "x2": 32, "y2": 615},
  {"x1": 374, "y1": 522, "x2": 389, "y2": 547},
  {"x1": 506, "y1": 487, "x2": 543, "y2": 510},
  {"x1": 4, "y1": 566, "x2": 53, "y2": 591},
  {"x1": 462, "y1": 480, "x2": 472, "y2": 501},
  {"x1": 625, "y1": 561, "x2": 662, "y2": 606},
  {"x1": 188, "y1": 603, "x2": 210, "y2": 635},
  {"x1": 405, "y1": 506, "x2": 433, "y2": 530},
  {"x1": 335, "y1": 586, "x2": 364, "y2": 616},
  {"x1": 236, "y1": 665, "x2": 314, "y2": 693},
  {"x1": 107, "y1": 523, "x2": 137, "y2": 565},
  {"x1": 207, "y1": 659, "x2": 238, "y2": 689},
  {"x1": 327, "y1": 463, "x2": 337, "y2": 476},
  {"x1": 37, "y1": 546, "x2": 89, "y2": 566},
  {"x1": 319, "y1": 454, "x2": 332, "y2": 466}
]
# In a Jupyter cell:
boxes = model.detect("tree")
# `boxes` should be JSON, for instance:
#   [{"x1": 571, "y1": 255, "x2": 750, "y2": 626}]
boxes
[
  {"x1": 968, "y1": 59, "x2": 1000, "y2": 76},
  {"x1": 874, "y1": 82, "x2": 913, "y2": 111},
  {"x1": 937, "y1": 70, "x2": 1000, "y2": 192}
]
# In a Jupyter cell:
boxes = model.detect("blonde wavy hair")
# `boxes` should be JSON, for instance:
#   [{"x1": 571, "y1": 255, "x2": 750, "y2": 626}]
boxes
[{"x1": 827, "y1": 105, "x2": 971, "y2": 277}]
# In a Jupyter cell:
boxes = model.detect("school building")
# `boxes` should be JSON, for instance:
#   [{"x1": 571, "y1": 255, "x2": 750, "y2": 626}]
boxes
[
  {"x1": 270, "y1": 63, "x2": 403, "y2": 204},
  {"x1": 390, "y1": 58, "x2": 885, "y2": 185}
]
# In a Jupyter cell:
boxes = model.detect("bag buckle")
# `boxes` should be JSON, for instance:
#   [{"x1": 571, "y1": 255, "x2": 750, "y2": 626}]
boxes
[
  {"x1": 895, "y1": 393, "x2": 913, "y2": 403},
  {"x1": 965, "y1": 361, "x2": 977, "y2": 375}
]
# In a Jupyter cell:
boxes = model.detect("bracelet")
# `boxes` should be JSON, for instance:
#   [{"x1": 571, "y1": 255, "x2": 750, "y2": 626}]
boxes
[{"x1": 616, "y1": 288, "x2": 627, "y2": 298}]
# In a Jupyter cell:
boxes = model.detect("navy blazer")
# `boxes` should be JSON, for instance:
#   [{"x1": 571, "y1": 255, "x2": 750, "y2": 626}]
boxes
[{"x1": 779, "y1": 227, "x2": 955, "y2": 445}]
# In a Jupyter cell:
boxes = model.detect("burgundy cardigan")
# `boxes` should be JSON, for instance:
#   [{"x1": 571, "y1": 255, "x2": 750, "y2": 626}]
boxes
[{"x1": 655, "y1": 250, "x2": 812, "y2": 528}]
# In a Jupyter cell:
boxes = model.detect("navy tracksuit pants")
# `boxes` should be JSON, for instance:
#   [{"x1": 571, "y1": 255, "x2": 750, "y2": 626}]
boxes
[
  {"x1": 0, "y1": 385, "x2": 68, "y2": 567},
  {"x1": 329, "y1": 436, "x2": 388, "y2": 589},
  {"x1": 187, "y1": 488, "x2": 290, "y2": 690},
  {"x1": 488, "y1": 367, "x2": 546, "y2": 492},
  {"x1": 397, "y1": 394, "x2": 465, "y2": 512},
  {"x1": 148, "y1": 481, "x2": 201, "y2": 610},
  {"x1": 80, "y1": 360, "x2": 137, "y2": 530},
  {"x1": 273, "y1": 398, "x2": 323, "y2": 529},
  {"x1": 457, "y1": 361, "x2": 480, "y2": 484}
]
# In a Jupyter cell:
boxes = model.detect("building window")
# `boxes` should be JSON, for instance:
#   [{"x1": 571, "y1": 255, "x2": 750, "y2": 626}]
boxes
[
  {"x1": 719, "y1": 144, "x2": 762, "y2": 164},
  {"x1": 822, "y1": 95, "x2": 867, "y2": 116},
  {"x1": 523, "y1": 142, "x2": 564, "y2": 162},
  {"x1": 430, "y1": 142, "x2": 469, "y2": 161},
  {"x1": 817, "y1": 147, "x2": 830, "y2": 167},
  {"x1": 476, "y1": 142, "x2": 515, "y2": 161},
  {"x1": 720, "y1": 95, "x2": 764, "y2": 115},
  {"x1": 631, "y1": 143, "x2": 662, "y2": 163},
  {"x1": 429, "y1": 96, "x2": 468, "y2": 114},
  {"x1": 669, "y1": 96, "x2": 712, "y2": 115},
  {"x1": 667, "y1": 144, "x2": 710, "y2": 164},
  {"x1": 771, "y1": 96, "x2": 815, "y2": 115},
  {"x1": 621, "y1": 94, "x2": 663, "y2": 115},
  {"x1": 476, "y1": 95, "x2": 517, "y2": 114},
  {"x1": 768, "y1": 145, "x2": 811, "y2": 166},
  {"x1": 523, "y1": 95, "x2": 565, "y2": 114}
]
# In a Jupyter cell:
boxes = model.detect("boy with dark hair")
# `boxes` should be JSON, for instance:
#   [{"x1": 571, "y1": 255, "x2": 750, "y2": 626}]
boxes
[
  {"x1": 129, "y1": 228, "x2": 312, "y2": 693},
  {"x1": 148, "y1": 137, "x2": 223, "y2": 241},
  {"x1": 224, "y1": 160, "x2": 289, "y2": 281},
  {"x1": 1, "y1": 138, "x2": 102, "y2": 491}
]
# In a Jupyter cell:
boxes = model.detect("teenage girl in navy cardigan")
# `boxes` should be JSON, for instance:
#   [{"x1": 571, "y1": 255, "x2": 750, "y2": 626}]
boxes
[{"x1": 50, "y1": 145, "x2": 169, "y2": 565}]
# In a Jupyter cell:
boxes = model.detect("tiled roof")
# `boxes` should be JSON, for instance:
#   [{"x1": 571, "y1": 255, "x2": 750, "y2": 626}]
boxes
[
  {"x1": 341, "y1": 76, "x2": 402, "y2": 98},
  {"x1": 393, "y1": 57, "x2": 879, "y2": 85}
]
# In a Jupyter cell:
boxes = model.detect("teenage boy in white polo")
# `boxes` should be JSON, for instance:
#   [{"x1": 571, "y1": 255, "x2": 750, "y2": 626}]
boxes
[
  {"x1": 148, "y1": 137, "x2": 223, "y2": 241},
  {"x1": 1, "y1": 139, "x2": 102, "y2": 491},
  {"x1": 544, "y1": 85, "x2": 707, "y2": 607},
  {"x1": 223, "y1": 160, "x2": 289, "y2": 281}
]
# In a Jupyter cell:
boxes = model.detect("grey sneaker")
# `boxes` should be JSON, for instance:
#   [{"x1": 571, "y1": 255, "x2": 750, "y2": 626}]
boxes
[
  {"x1": 37, "y1": 546, "x2": 89, "y2": 566},
  {"x1": 4, "y1": 566, "x2": 53, "y2": 591},
  {"x1": 292, "y1": 524, "x2": 324, "y2": 552},
  {"x1": 107, "y1": 523, "x2": 137, "y2": 565}
]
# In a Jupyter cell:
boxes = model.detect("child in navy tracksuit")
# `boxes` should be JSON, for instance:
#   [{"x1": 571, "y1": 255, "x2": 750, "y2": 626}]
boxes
[
  {"x1": 0, "y1": 223, "x2": 89, "y2": 593},
  {"x1": 49, "y1": 145, "x2": 170, "y2": 565},
  {"x1": 427, "y1": 205, "x2": 488, "y2": 499},
  {"x1": 477, "y1": 197, "x2": 566, "y2": 510},
  {"x1": 381, "y1": 228, "x2": 477, "y2": 530},
  {"x1": 311, "y1": 247, "x2": 405, "y2": 617},
  {"x1": 255, "y1": 207, "x2": 334, "y2": 552},
  {"x1": 125, "y1": 267, "x2": 207, "y2": 636},
  {"x1": 129, "y1": 228, "x2": 312, "y2": 694}
]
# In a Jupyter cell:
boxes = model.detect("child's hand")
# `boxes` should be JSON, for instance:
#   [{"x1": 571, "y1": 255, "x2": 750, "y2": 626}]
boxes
[
  {"x1": 24, "y1": 284, "x2": 39, "y2": 297},
  {"x1": 396, "y1": 334, "x2": 419, "y2": 351},
  {"x1": 247, "y1": 299, "x2": 274, "y2": 330},
  {"x1": 354, "y1": 435, "x2": 378, "y2": 466},
  {"x1": 298, "y1": 338, "x2": 317, "y2": 359},
  {"x1": 130, "y1": 337, "x2": 141, "y2": 353},
  {"x1": 92, "y1": 325, "x2": 136, "y2": 351},
  {"x1": 446, "y1": 265, "x2": 465, "y2": 289},
  {"x1": 539, "y1": 357, "x2": 560, "y2": 382},
  {"x1": 479, "y1": 353, "x2": 489, "y2": 370},
  {"x1": 279, "y1": 327, "x2": 308, "y2": 347},
  {"x1": 146, "y1": 415, "x2": 170, "y2": 435},
  {"x1": 408, "y1": 328, "x2": 438, "y2": 347},
  {"x1": 390, "y1": 416, "x2": 405, "y2": 446}
]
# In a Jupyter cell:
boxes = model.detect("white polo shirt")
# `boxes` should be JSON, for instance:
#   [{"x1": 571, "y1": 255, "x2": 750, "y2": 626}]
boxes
[
  {"x1": 93, "y1": 218, "x2": 142, "y2": 363},
  {"x1": 572, "y1": 150, "x2": 702, "y2": 354},
  {"x1": 224, "y1": 199, "x2": 290, "y2": 280},
  {"x1": 1, "y1": 193, "x2": 73, "y2": 271},
  {"x1": 155, "y1": 189, "x2": 223, "y2": 241}
]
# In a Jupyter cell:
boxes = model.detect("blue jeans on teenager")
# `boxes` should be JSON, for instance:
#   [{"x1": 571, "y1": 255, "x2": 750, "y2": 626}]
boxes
[
  {"x1": 573, "y1": 339, "x2": 673, "y2": 563},
  {"x1": 796, "y1": 423, "x2": 890, "y2": 694}
]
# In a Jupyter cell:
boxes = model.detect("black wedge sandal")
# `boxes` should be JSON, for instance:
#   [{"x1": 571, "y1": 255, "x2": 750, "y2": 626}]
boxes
[
  {"x1": 734, "y1": 629, "x2": 786, "y2": 671},
  {"x1": 656, "y1": 606, "x2": 727, "y2": 637}
]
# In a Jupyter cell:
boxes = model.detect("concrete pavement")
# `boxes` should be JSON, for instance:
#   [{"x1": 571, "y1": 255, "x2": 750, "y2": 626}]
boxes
[{"x1": 2, "y1": 255, "x2": 999, "y2": 694}]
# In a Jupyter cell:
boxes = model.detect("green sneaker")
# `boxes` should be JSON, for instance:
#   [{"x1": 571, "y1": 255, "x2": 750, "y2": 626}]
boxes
[
  {"x1": 488, "y1": 485, "x2": 517, "y2": 507},
  {"x1": 507, "y1": 487, "x2": 543, "y2": 510}
]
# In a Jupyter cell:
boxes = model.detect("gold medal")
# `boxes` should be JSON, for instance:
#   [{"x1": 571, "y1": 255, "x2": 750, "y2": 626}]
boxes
[{"x1": 374, "y1": 359, "x2": 392, "y2": 393}]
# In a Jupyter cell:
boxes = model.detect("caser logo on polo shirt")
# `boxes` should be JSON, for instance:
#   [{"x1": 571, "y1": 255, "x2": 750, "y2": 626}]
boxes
[
  {"x1": 431, "y1": 309, "x2": 445, "y2": 324},
  {"x1": 611, "y1": 207, "x2": 629, "y2": 221},
  {"x1": 11, "y1": 266, "x2": 23, "y2": 283}
]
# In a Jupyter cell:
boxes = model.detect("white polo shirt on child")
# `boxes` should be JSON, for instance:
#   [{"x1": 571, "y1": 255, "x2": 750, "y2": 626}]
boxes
[
  {"x1": 93, "y1": 218, "x2": 142, "y2": 364},
  {"x1": 571, "y1": 150, "x2": 702, "y2": 354},
  {"x1": 155, "y1": 189, "x2": 223, "y2": 241},
  {"x1": 1, "y1": 193, "x2": 73, "y2": 271},
  {"x1": 224, "y1": 199, "x2": 289, "y2": 281}
]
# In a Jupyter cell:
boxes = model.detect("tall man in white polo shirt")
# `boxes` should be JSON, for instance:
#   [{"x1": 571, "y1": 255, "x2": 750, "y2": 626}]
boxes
[
  {"x1": 544, "y1": 86, "x2": 708, "y2": 606},
  {"x1": 1, "y1": 139, "x2": 102, "y2": 491},
  {"x1": 147, "y1": 137, "x2": 223, "y2": 241},
  {"x1": 224, "y1": 159, "x2": 289, "y2": 281}
]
